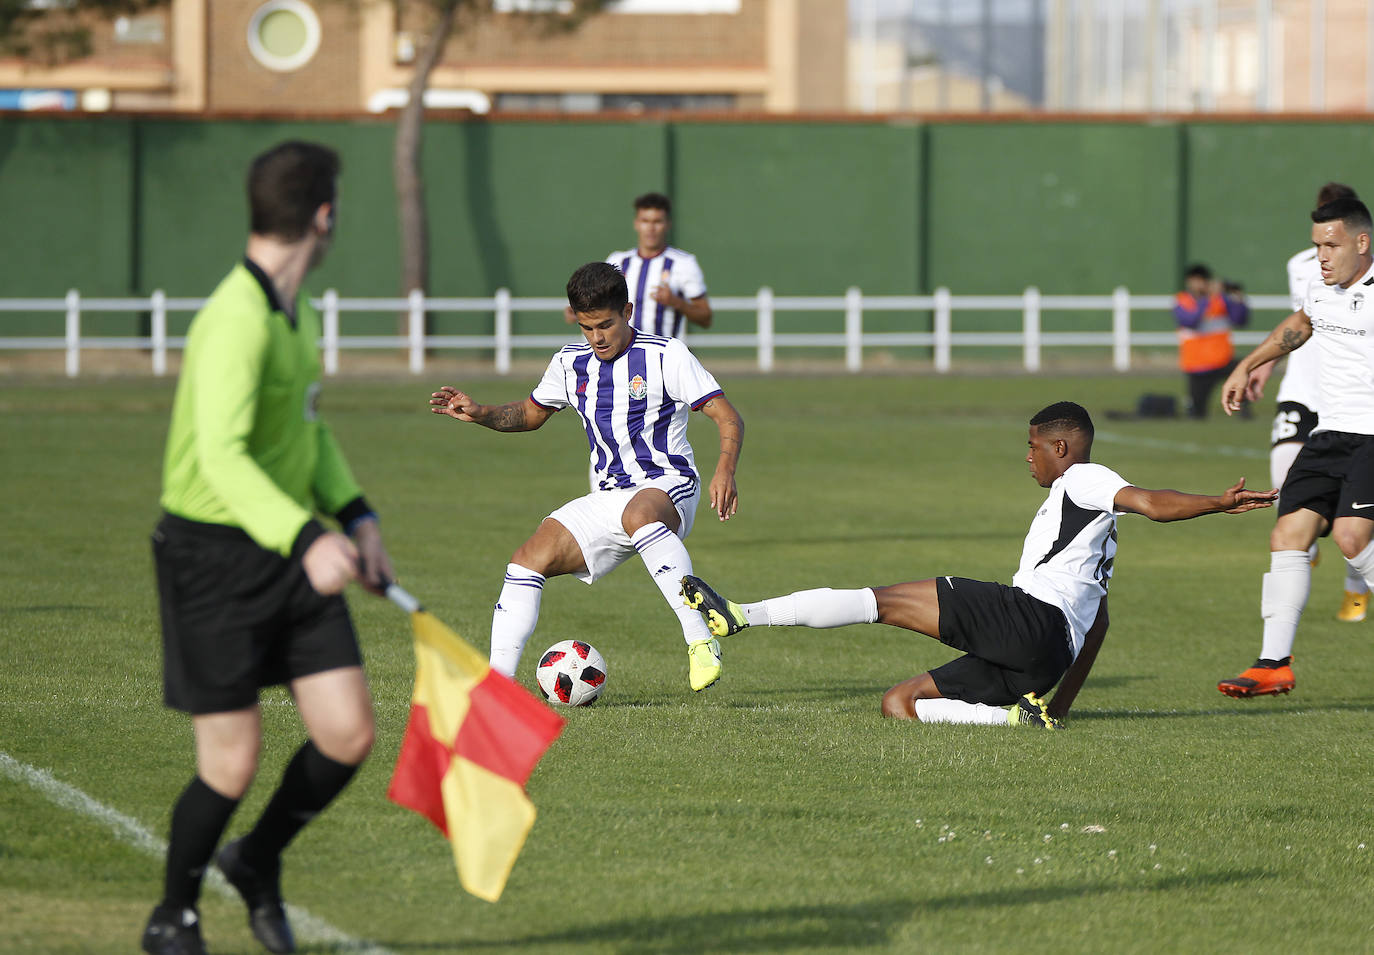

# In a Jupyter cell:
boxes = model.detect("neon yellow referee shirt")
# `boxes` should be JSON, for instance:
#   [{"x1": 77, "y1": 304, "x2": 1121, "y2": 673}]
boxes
[{"x1": 160, "y1": 260, "x2": 367, "y2": 557}]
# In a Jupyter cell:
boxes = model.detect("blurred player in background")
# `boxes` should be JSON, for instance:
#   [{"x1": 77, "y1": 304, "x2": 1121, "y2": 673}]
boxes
[
  {"x1": 434, "y1": 261, "x2": 743, "y2": 692},
  {"x1": 1240, "y1": 182, "x2": 1370, "y2": 627},
  {"x1": 1218, "y1": 196, "x2": 1374, "y2": 699},
  {"x1": 1173, "y1": 263, "x2": 1250, "y2": 418},
  {"x1": 143, "y1": 141, "x2": 393, "y2": 955},
  {"x1": 683, "y1": 402, "x2": 1273, "y2": 728},
  {"x1": 566, "y1": 192, "x2": 712, "y2": 337}
]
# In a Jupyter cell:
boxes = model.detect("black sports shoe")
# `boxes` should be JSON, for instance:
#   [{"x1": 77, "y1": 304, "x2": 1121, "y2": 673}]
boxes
[
  {"x1": 141, "y1": 904, "x2": 206, "y2": 955},
  {"x1": 216, "y1": 838, "x2": 295, "y2": 954},
  {"x1": 1010, "y1": 692, "x2": 1063, "y2": 729},
  {"x1": 681, "y1": 575, "x2": 750, "y2": 637}
]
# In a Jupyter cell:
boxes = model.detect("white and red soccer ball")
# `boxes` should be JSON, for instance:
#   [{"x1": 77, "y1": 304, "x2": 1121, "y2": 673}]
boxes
[{"x1": 536, "y1": 640, "x2": 607, "y2": 706}]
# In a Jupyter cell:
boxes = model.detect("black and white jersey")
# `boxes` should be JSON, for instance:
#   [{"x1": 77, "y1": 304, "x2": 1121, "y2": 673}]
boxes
[
  {"x1": 1011, "y1": 462, "x2": 1129, "y2": 657},
  {"x1": 1302, "y1": 260, "x2": 1374, "y2": 435}
]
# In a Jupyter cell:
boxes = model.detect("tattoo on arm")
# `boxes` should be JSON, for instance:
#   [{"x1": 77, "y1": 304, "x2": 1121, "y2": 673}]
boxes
[
  {"x1": 479, "y1": 402, "x2": 528, "y2": 432},
  {"x1": 1278, "y1": 327, "x2": 1304, "y2": 352}
]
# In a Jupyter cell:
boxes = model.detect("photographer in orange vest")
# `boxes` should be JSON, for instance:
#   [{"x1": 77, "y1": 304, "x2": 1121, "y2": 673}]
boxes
[{"x1": 1174, "y1": 263, "x2": 1250, "y2": 418}]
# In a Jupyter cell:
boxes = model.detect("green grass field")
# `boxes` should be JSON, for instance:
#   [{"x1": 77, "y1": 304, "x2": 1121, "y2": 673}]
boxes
[{"x1": 3, "y1": 371, "x2": 1373, "y2": 954}]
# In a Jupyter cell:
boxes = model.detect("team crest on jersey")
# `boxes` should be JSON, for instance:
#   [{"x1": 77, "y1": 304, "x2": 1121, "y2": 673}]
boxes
[
  {"x1": 303, "y1": 382, "x2": 321, "y2": 421},
  {"x1": 628, "y1": 374, "x2": 648, "y2": 400},
  {"x1": 1352, "y1": 292, "x2": 1365, "y2": 312}
]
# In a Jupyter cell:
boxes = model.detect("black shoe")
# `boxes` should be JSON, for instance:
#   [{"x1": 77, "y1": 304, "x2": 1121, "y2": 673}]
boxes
[
  {"x1": 216, "y1": 839, "x2": 295, "y2": 954},
  {"x1": 142, "y1": 904, "x2": 206, "y2": 955},
  {"x1": 680, "y1": 575, "x2": 749, "y2": 637}
]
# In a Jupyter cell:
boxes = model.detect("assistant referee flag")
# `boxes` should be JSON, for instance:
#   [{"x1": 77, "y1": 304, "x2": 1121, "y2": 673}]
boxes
[{"x1": 387, "y1": 604, "x2": 565, "y2": 901}]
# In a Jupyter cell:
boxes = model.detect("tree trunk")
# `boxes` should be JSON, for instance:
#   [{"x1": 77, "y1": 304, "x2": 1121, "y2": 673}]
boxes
[{"x1": 394, "y1": 0, "x2": 460, "y2": 334}]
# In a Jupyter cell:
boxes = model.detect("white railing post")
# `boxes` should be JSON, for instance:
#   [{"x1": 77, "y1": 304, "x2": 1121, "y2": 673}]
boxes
[
  {"x1": 65, "y1": 289, "x2": 80, "y2": 378},
  {"x1": 408, "y1": 288, "x2": 425, "y2": 375},
  {"x1": 758, "y1": 287, "x2": 774, "y2": 373},
  {"x1": 933, "y1": 286, "x2": 952, "y2": 372},
  {"x1": 1023, "y1": 286, "x2": 1041, "y2": 372},
  {"x1": 844, "y1": 286, "x2": 863, "y2": 372},
  {"x1": 322, "y1": 289, "x2": 339, "y2": 376},
  {"x1": 494, "y1": 288, "x2": 512, "y2": 375},
  {"x1": 1112, "y1": 286, "x2": 1132, "y2": 371},
  {"x1": 151, "y1": 290, "x2": 167, "y2": 377}
]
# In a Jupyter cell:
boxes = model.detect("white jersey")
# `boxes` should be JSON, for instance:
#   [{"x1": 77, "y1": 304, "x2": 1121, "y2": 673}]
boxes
[
  {"x1": 1011, "y1": 462, "x2": 1129, "y2": 657},
  {"x1": 1301, "y1": 259, "x2": 1374, "y2": 435},
  {"x1": 1276, "y1": 247, "x2": 1323, "y2": 410},
  {"x1": 607, "y1": 247, "x2": 707, "y2": 339},
  {"x1": 530, "y1": 331, "x2": 723, "y2": 492}
]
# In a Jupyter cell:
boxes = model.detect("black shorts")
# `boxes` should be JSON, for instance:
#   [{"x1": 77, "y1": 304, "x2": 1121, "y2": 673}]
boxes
[
  {"x1": 152, "y1": 514, "x2": 361, "y2": 715},
  {"x1": 929, "y1": 577, "x2": 1075, "y2": 706},
  {"x1": 1271, "y1": 401, "x2": 1318, "y2": 448},
  {"x1": 1278, "y1": 431, "x2": 1374, "y2": 524}
]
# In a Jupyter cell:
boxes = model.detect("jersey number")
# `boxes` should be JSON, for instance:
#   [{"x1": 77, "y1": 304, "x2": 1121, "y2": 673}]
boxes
[{"x1": 1272, "y1": 409, "x2": 1301, "y2": 444}]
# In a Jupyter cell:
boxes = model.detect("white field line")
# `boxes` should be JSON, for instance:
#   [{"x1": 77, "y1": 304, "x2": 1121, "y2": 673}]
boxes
[
  {"x1": 1094, "y1": 430, "x2": 1268, "y2": 461},
  {"x1": 0, "y1": 751, "x2": 396, "y2": 954}
]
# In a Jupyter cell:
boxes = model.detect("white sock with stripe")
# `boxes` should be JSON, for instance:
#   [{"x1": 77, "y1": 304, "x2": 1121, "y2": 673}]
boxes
[
  {"x1": 631, "y1": 522, "x2": 711, "y2": 645},
  {"x1": 741, "y1": 588, "x2": 878, "y2": 629},
  {"x1": 489, "y1": 562, "x2": 545, "y2": 678},
  {"x1": 1260, "y1": 550, "x2": 1310, "y2": 662},
  {"x1": 913, "y1": 698, "x2": 1012, "y2": 725}
]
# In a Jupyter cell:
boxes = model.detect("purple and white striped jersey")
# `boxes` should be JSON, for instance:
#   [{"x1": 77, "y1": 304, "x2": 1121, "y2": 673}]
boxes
[
  {"x1": 530, "y1": 331, "x2": 724, "y2": 492},
  {"x1": 606, "y1": 247, "x2": 707, "y2": 339}
]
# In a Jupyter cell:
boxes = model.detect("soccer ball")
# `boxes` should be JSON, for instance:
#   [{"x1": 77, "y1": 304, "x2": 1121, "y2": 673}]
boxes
[{"x1": 536, "y1": 640, "x2": 607, "y2": 706}]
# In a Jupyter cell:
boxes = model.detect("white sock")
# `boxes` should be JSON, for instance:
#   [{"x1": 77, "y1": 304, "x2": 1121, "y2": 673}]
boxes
[
  {"x1": 631, "y1": 522, "x2": 711, "y2": 645},
  {"x1": 1345, "y1": 541, "x2": 1374, "y2": 594},
  {"x1": 741, "y1": 588, "x2": 879, "y2": 629},
  {"x1": 1344, "y1": 560, "x2": 1371, "y2": 595},
  {"x1": 1260, "y1": 550, "x2": 1310, "y2": 662},
  {"x1": 914, "y1": 698, "x2": 1011, "y2": 726},
  {"x1": 489, "y1": 563, "x2": 544, "y2": 678}
]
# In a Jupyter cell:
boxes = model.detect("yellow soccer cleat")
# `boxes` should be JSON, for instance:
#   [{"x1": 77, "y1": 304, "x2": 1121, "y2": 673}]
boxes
[
  {"x1": 1008, "y1": 692, "x2": 1063, "y2": 729},
  {"x1": 681, "y1": 575, "x2": 749, "y2": 638},
  {"x1": 687, "y1": 638, "x2": 722, "y2": 692},
  {"x1": 1337, "y1": 590, "x2": 1368, "y2": 622}
]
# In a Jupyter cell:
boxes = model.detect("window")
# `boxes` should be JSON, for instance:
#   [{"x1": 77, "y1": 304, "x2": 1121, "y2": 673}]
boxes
[{"x1": 246, "y1": 0, "x2": 322, "y2": 72}]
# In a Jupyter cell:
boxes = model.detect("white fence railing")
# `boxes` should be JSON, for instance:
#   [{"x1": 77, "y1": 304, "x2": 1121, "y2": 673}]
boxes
[{"x1": 0, "y1": 288, "x2": 1290, "y2": 377}]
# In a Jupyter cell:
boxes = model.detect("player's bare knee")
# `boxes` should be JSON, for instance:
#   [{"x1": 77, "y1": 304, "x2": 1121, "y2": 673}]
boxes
[
  {"x1": 201, "y1": 747, "x2": 259, "y2": 799},
  {"x1": 880, "y1": 685, "x2": 917, "y2": 720},
  {"x1": 316, "y1": 716, "x2": 375, "y2": 766},
  {"x1": 1332, "y1": 525, "x2": 1372, "y2": 559}
]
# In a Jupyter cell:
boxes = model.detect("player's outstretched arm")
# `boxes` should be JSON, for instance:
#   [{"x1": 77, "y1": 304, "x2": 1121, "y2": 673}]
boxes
[
  {"x1": 428, "y1": 386, "x2": 555, "y2": 432},
  {"x1": 1222, "y1": 310, "x2": 1311, "y2": 415},
  {"x1": 1114, "y1": 479, "x2": 1277, "y2": 523},
  {"x1": 1047, "y1": 596, "x2": 1108, "y2": 721},
  {"x1": 700, "y1": 394, "x2": 744, "y2": 520}
]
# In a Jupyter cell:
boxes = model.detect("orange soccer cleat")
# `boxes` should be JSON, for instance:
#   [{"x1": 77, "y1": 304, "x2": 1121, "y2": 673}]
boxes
[{"x1": 1217, "y1": 657, "x2": 1295, "y2": 698}]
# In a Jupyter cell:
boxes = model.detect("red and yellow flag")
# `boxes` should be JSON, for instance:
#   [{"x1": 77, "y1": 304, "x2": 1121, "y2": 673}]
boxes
[{"x1": 387, "y1": 610, "x2": 565, "y2": 901}]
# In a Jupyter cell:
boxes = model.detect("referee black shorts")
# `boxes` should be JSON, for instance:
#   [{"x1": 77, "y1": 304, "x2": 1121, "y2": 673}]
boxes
[
  {"x1": 152, "y1": 513, "x2": 362, "y2": 715},
  {"x1": 1279, "y1": 430, "x2": 1374, "y2": 526},
  {"x1": 929, "y1": 576, "x2": 1075, "y2": 706}
]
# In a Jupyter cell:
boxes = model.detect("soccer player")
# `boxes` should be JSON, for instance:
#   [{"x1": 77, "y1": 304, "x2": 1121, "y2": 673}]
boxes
[
  {"x1": 143, "y1": 142, "x2": 394, "y2": 955},
  {"x1": 1240, "y1": 182, "x2": 1370, "y2": 629},
  {"x1": 566, "y1": 193, "x2": 712, "y2": 338},
  {"x1": 431, "y1": 261, "x2": 743, "y2": 691},
  {"x1": 1217, "y1": 195, "x2": 1374, "y2": 698},
  {"x1": 682, "y1": 401, "x2": 1274, "y2": 727}
]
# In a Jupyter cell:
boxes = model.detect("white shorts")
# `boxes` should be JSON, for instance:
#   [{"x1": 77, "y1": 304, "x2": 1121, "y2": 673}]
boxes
[{"x1": 548, "y1": 475, "x2": 699, "y2": 584}]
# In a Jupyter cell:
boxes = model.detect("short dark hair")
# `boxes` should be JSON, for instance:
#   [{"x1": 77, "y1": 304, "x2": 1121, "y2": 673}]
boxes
[
  {"x1": 1316, "y1": 182, "x2": 1358, "y2": 207},
  {"x1": 1184, "y1": 263, "x2": 1212, "y2": 281},
  {"x1": 1030, "y1": 401, "x2": 1095, "y2": 442},
  {"x1": 1312, "y1": 196, "x2": 1373, "y2": 237},
  {"x1": 633, "y1": 192, "x2": 672, "y2": 216},
  {"x1": 567, "y1": 262, "x2": 629, "y2": 314},
  {"x1": 248, "y1": 141, "x2": 340, "y2": 241}
]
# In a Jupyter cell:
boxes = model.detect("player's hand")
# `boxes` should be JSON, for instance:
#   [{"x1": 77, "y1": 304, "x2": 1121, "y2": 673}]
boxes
[
  {"x1": 708, "y1": 471, "x2": 738, "y2": 522},
  {"x1": 1220, "y1": 367, "x2": 1249, "y2": 416},
  {"x1": 349, "y1": 518, "x2": 393, "y2": 596},
  {"x1": 650, "y1": 281, "x2": 676, "y2": 307},
  {"x1": 1244, "y1": 364, "x2": 1273, "y2": 403},
  {"x1": 303, "y1": 532, "x2": 359, "y2": 595},
  {"x1": 430, "y1": 385, "x2": 481, "y2": 422},
  {"x1": 1220, "y1": 478, "x2": 1278, "y2": 514}
]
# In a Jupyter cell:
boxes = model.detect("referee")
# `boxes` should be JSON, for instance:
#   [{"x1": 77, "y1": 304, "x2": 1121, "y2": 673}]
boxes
[{"x1": 142, "y1": 141, "x2": 393, "y2": 955}]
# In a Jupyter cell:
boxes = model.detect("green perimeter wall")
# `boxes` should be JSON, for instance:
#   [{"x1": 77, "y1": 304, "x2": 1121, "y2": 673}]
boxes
[{"x1": 4, "y1": 115, "x2": 1374, "y2": 338}]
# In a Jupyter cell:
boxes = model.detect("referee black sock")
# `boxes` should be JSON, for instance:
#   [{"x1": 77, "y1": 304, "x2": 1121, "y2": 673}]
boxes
[
  {"x1": 240, "y1": 740, "x2": 359, "y2": 864},
  {"x1": 163, "y1": 775, "x2": 240, "y2": 910}
]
